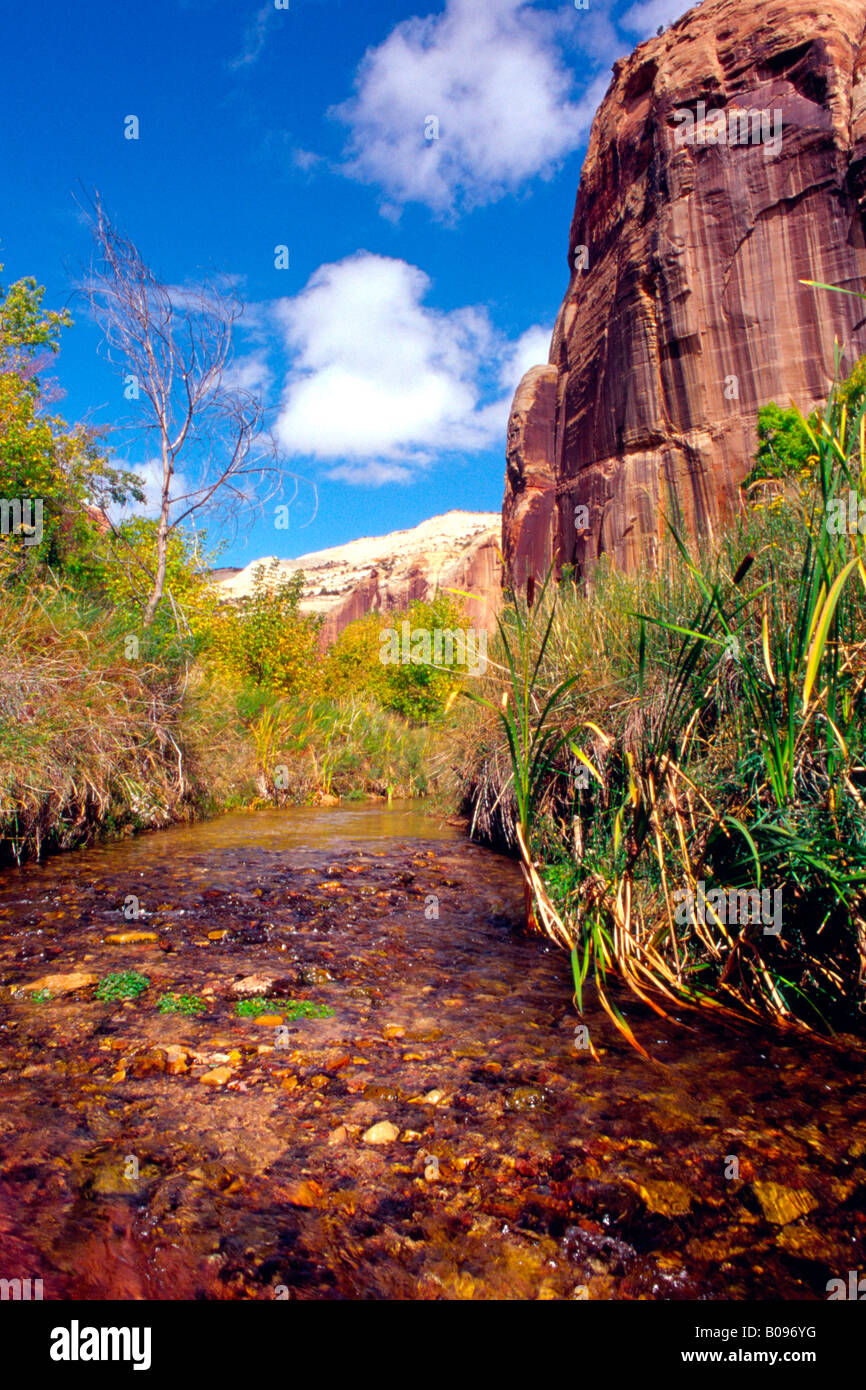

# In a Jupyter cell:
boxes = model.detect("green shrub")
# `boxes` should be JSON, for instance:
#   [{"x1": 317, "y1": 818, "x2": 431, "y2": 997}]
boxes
[{"x1": 207, "y1": 563, "x2": 322, "y2": 697}]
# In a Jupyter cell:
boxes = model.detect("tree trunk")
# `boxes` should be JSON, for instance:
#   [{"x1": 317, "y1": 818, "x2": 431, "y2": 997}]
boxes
[
  {"x1": 143, "y1": 510, "x2": 169, "y2": 627},
  {"x1": 143, "y1": 444, "x2": 171, "y2": 628}
]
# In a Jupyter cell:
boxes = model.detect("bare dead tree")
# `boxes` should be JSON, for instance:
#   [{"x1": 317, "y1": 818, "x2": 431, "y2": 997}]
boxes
[{"x1": 78, "y1": 192, "x2": 310, "y2": 625}]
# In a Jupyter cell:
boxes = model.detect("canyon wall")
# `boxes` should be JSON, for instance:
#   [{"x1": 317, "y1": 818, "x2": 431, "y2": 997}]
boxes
[
  {"x1": 213, "y1": 511, "x2": 501, "y2": 648},
  {"x1": 504, "y1": 0, "x2": 866, "y2": 584}
]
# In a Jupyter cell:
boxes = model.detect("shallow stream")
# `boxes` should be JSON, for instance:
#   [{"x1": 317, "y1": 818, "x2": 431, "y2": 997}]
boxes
[{"x1": 0, "y1": 804, "x2": 863, "y2": 1299}]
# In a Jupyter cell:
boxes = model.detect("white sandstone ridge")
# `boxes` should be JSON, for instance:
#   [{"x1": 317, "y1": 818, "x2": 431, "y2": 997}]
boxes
[{"x1": 211, "y1": 510, "x2": 502, "y2": 646}]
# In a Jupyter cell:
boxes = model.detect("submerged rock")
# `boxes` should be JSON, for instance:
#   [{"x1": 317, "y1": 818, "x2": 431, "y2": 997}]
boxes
[
  {"x1": 752, "y1": 1182, "x2": 819, "y2": 1226},
  {"x1": 363, "y1": 1121, "x2": 400, "y2": 1145},
  {"x1": 232, "y1": 975, "x2": 275, "y2": 997},
  {"x1": 200, "y1": 1066, "x2": 233, "y2": 1087},
  {"x1": 504, "y1": 1086, "x2": 549, "y2": 1112},
  {"x1": 18, "y1": 971, "x2": 97, "y2": 996},
  {"x1": 298, "y1": 965, "x2": 334, "y2": 985}
]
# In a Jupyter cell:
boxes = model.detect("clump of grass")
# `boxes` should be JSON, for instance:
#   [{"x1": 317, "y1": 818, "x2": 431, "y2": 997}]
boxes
[
  {"x1": 0, "y1": 574, "x2": 190, "y2": 865},
  {"x1": 234, "y1": 997, "x2": 334, "y2": 1020},
  {"x1": 461, "y1": 310, "x2": 866, "y2": 1047},
  {"x1": 95, "y1": 970, "x2": 150, "y2": 1002},
  {"x1": 242, "y1": 691, "x2": 438, "y2": 803},
  {"x1": 28, "y1": 989, "x2": 52, "y2": 1003},
  {"x1": 156, "y1": 992, "x2": 207, "y2": 1015}
]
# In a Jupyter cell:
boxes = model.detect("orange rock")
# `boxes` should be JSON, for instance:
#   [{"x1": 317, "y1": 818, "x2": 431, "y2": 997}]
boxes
[
  {"x1": 325, "y1": 1054, "x2": 352, "y2": 1072},
  {"x1": 19, "y1": 971, "x2": 97, "y2": 995},
  {"x1": 104, "y1": 931, "x2": 158, "y2": 945},
  {"x1": 200, "y1": 1066, "x2": 232, "y2": 1086},
  {"x1": 281, "y1": 1179, "x2": 322, "y2": 1208}
]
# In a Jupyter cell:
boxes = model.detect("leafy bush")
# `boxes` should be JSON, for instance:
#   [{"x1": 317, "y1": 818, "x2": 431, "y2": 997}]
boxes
[
  {"x1": 746, "y1": 354, "x2": 866, "y2": 489},
  {"x1": 747, "y1": 402, "x2": 817, "y2": 485},
  {"x1": 322, "y1": 594, "x2": 477, "y2": 722},
  {"x1": 207, "y1": 562, "x2": 322, "y2": 697}
]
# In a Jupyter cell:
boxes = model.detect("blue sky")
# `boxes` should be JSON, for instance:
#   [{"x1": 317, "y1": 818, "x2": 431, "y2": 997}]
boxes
[{"x1": 0, "y1": 0, "x2": 685, "y2": 566}]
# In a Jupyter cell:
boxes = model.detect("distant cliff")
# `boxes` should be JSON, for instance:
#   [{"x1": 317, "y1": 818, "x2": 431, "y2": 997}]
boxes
[
  {"x1": 504, "y1": 0, "x2": 866, "y2": 584},
  {"x1": 212, "y1": 510, "x2": 501, "y2": 646}
]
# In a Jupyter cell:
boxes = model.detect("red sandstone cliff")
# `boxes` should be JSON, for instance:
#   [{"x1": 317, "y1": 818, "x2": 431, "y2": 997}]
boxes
[{"x1": 504, "y1": 0, "x2": 866, "y2": 583}]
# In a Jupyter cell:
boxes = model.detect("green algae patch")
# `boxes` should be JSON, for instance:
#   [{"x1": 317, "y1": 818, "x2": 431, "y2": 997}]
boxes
[
  {"x1": 234, "y1": 997, "x2": 334, "y2": 1021},
  {"x1": 157, "y1": 992, "x2": 208, "y2": 1016},
  {"x1": 95, "y1": 970, "x2": 150, "y2": 1002}
]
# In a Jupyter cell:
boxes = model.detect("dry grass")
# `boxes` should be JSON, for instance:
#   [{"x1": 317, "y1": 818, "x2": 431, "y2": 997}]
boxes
[
  {"x1": 0, "y1": 575, "x2": 449, "y2": 862},
  {"x1": 0, "y1": 580, "x2": 195, "y2": 861}
]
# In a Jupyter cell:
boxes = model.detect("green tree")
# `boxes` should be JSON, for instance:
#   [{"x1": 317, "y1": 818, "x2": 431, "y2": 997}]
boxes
[
  {"x1": 208, "y1": 562, "x2": 322, "y2": 696},
  {"x1": 749, "y1": 401, "x2": 817, "y2": 484},
  {"x1": 0, "y1": 264, "x2": 143, "y2": 584},
  {"x1": 378, "y1": 594, "x2": 475, "y2": 722}
]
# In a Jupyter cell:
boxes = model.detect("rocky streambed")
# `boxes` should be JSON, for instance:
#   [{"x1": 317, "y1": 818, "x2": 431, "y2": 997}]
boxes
[{"x1": 0, "y1": 804, "x2": 864, "y2": 1300}]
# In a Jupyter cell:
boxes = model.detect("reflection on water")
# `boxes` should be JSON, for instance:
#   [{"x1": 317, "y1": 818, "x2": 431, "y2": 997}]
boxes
[{"x1": 0, "y1": 804, "x2": 863, "y2": 1300}]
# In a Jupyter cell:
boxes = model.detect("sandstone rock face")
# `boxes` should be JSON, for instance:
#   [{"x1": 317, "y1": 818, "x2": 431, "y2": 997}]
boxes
[
  {"x1": 213, "y1": 511, "x2": 501, "y2": 647},
  {"x1": 502, "y1": 365, "x2": 559, "y2": 592},
  {"x1": 504, "y1": 0, "x2": 866, "y2": 581}
]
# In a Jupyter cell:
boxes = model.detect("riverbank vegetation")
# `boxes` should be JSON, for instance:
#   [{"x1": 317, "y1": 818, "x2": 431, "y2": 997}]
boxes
[
  {"x1": 460, "y1": 328, "x2": 866, "y2": 1041},
  {"x1": 0, "y1": 263, "x2": 467, "y2": 863}
]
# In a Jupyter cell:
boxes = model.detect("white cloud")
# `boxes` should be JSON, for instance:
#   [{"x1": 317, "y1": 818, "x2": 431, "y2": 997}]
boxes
[
  {"x1": 619, "y1": 0, "x2": 690, "y2": 37},
  {"x1": 326, "y1": 460, "x2": 418, "y2": 487},
  {"x1": 109, "y1": 459, "x2": 193, "y2": 522},
  {"x1": 273, "y1": 252, "x2": 547, "y2": 484},
  {"x1": 331, "y1": 0, "x2": 607, "y2": 217},
  {"x1": 222, "y1": 351, "x2": 272, "y2": 396},
  {"x1": 498, "y1": 323, "x2": 552, "y2": 393},
  {"x1": 292, "y1": 148, "x2": 323, "y2": 172}
]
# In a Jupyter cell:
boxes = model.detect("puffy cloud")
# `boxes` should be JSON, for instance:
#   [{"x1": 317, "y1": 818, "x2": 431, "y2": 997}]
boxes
[
  {"x1": 273, "y1": 252, "x2": 550, "y2": 484},
  {"x1": 331, "y1": 0, "x2": 606, "y2": 217},
  {"x1": 498, "y1": 323, "x2": 552, "y2": 392}
]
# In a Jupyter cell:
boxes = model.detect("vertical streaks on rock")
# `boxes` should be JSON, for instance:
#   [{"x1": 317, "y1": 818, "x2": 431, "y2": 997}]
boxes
[{"x1": 503, "y1": 0, "x2": 866, "y2": 581}]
